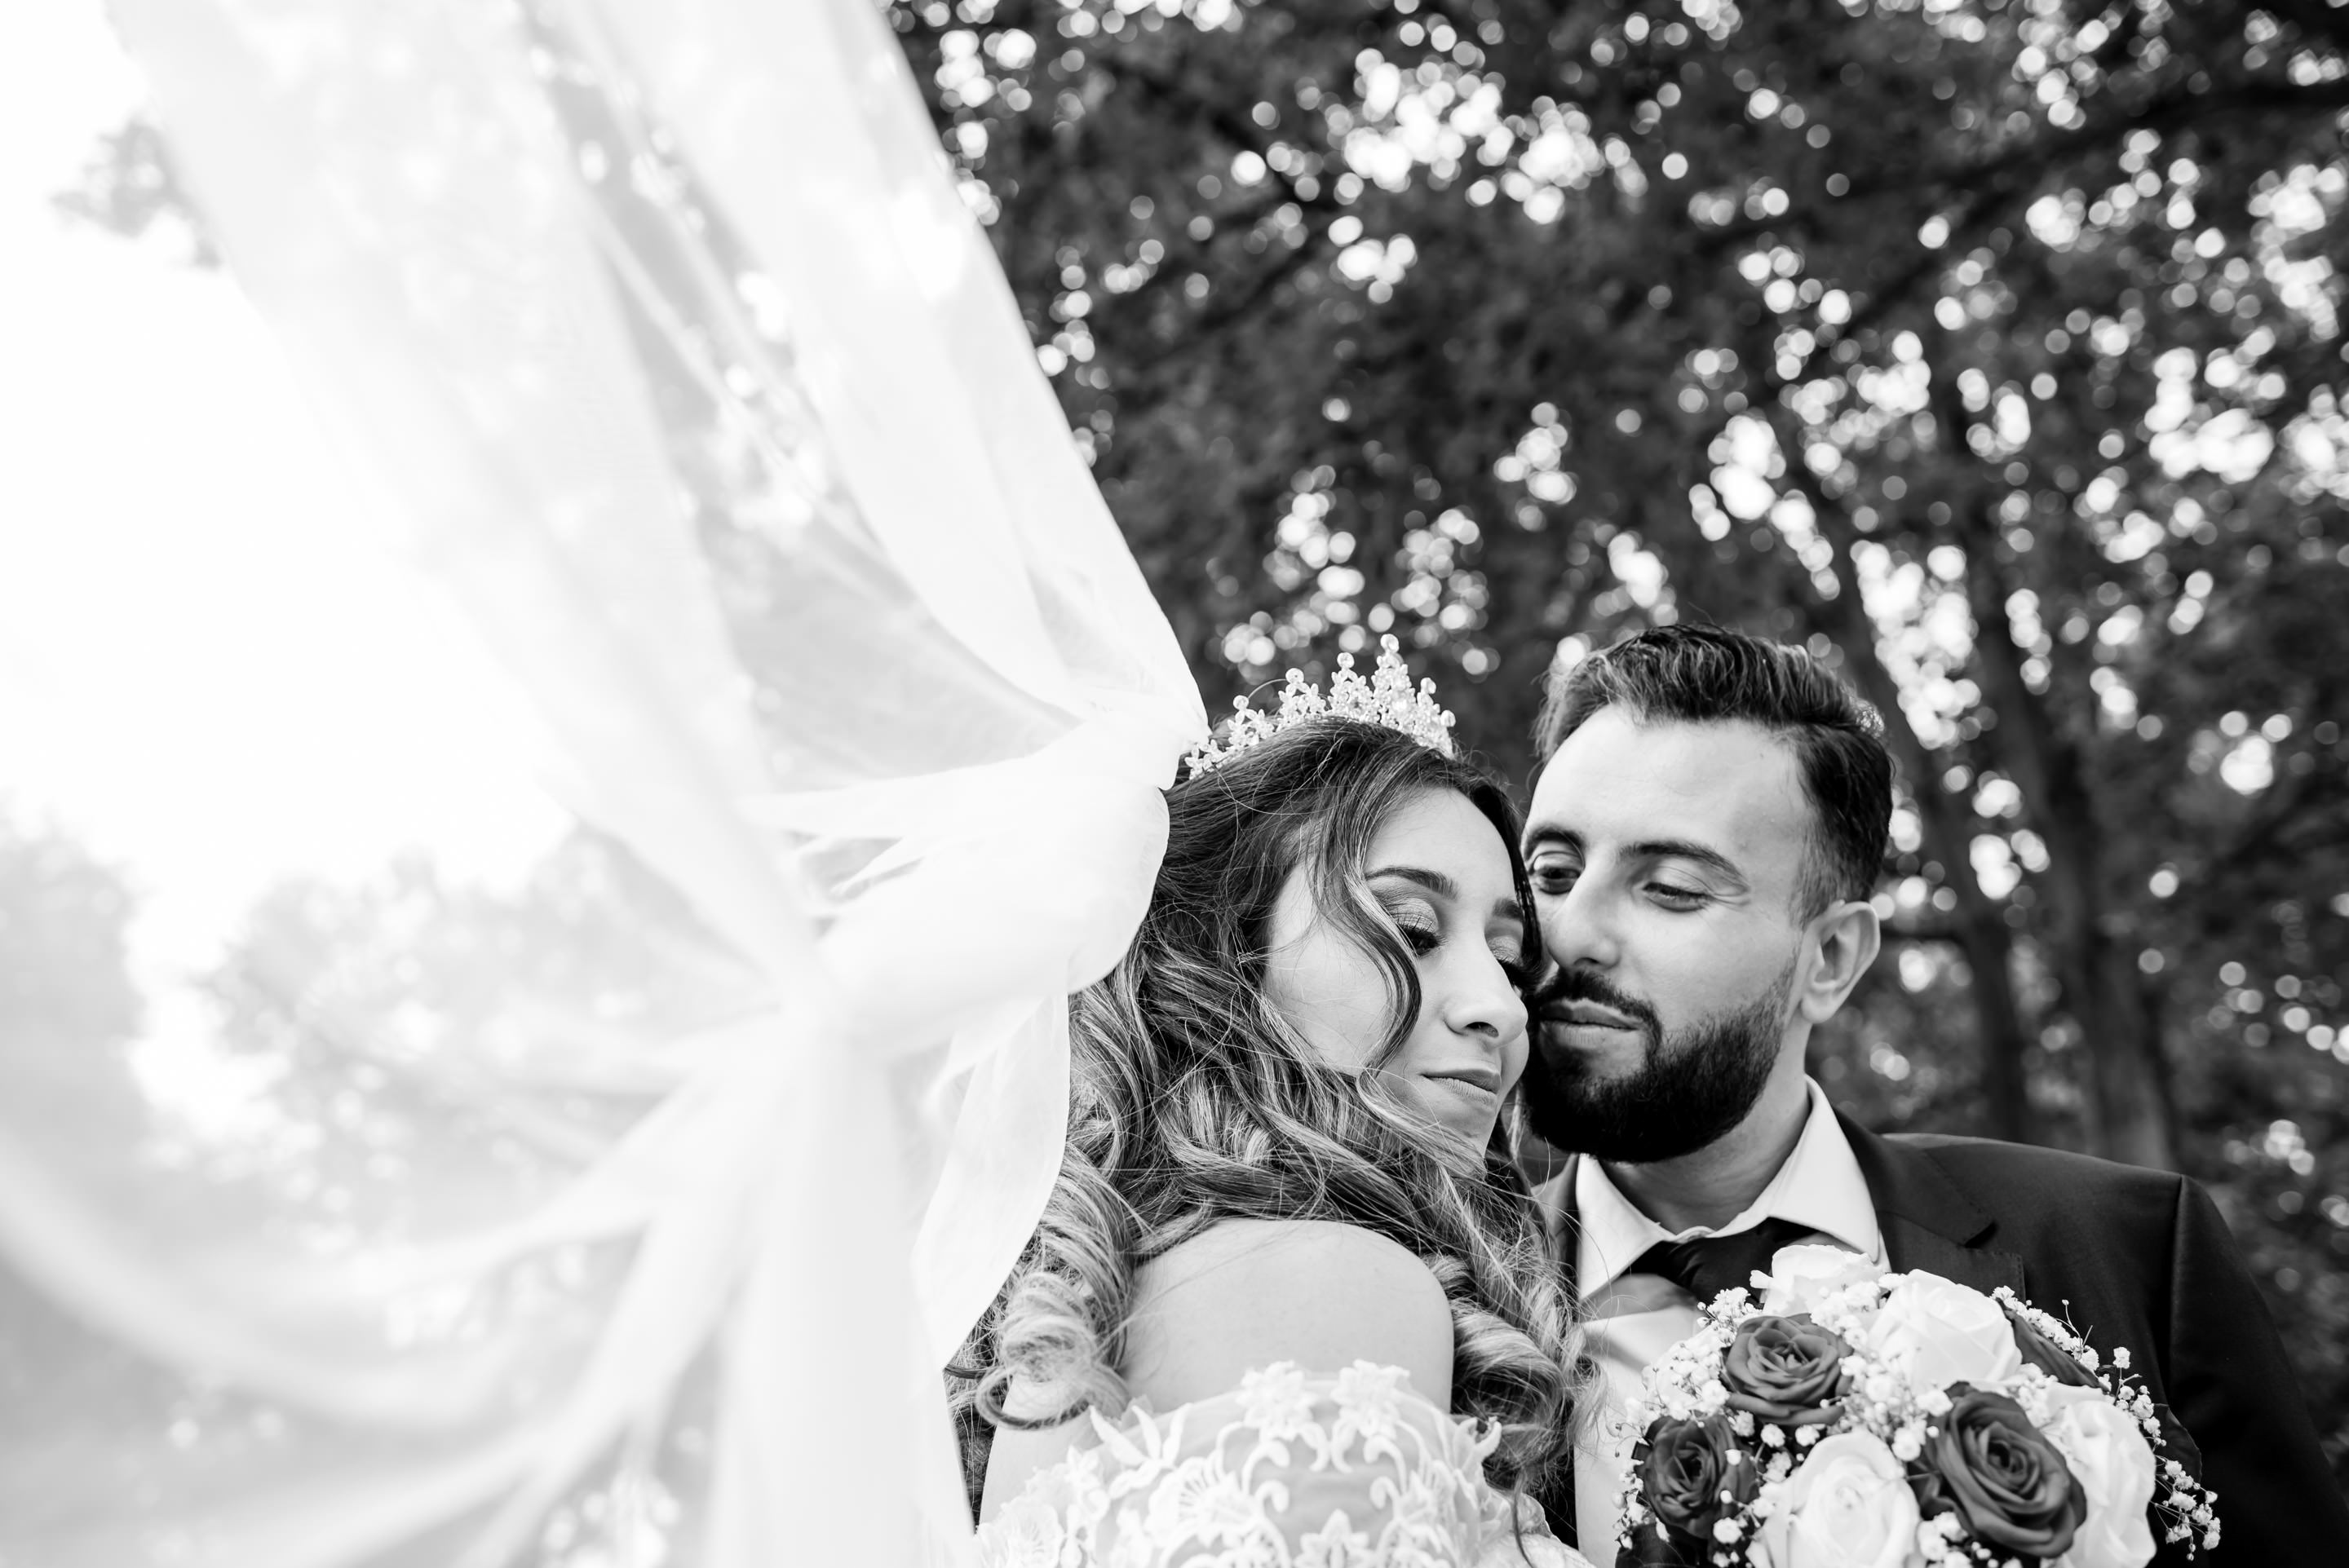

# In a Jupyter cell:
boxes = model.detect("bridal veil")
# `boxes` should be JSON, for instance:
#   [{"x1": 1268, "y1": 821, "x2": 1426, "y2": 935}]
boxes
[{"x1": 2, "y1": 0, "x2": 1203, "y2": 1562}]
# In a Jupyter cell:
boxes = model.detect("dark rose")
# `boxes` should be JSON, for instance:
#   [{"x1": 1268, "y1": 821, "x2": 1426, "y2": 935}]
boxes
[
  {"x1": 1632, "y1": 1412, "x2": 1756, "y2": 1563},
  {"x1": 1720, "y1": 1313, "x2": 1847, "y2": 1427},
  {"x1": 1918, "y1": 1385, "x2": 2086, "y2": 1561},
  {"x1": 2003, "y1": 1304, "x2": 2100, "y2": 1389}
]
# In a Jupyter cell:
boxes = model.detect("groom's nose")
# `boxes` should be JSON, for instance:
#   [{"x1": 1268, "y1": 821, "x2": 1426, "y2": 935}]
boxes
[{"x1": 1535, "y1": 877, "x2": 1621, "y2": 973}]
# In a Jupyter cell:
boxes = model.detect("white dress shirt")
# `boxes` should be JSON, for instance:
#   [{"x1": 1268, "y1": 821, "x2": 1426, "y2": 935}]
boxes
[{"x1": 1539, "y1": 1080, "x2": 1882, "y2": 1556}]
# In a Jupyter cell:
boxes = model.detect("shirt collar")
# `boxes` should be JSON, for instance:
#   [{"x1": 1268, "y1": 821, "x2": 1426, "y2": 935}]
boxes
[{"x1": 1569, "y1": 1079, "x2": 1882, "y2": 1299}]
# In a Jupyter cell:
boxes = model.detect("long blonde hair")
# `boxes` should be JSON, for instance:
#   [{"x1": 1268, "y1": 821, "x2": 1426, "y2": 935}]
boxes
[{"x1": 951, "y1": 718, "x2": 1586, "y2": 1493}]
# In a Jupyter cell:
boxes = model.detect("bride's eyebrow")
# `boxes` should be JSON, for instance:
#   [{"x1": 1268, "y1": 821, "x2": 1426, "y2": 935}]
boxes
[
  {"x1": 1367, "y1": 865, "x2": 1455, "y2": 899},
  {"x1": 1370, "y1": 867, "x2": 1523, "y2": 927}
]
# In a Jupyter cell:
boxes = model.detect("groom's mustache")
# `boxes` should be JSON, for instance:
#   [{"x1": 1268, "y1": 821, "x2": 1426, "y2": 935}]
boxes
[{"x1": 1527, "y1": 965, "x2": 1663, "y2": 1046}]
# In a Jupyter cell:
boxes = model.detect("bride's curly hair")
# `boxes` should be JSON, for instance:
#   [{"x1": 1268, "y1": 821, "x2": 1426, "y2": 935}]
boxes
[{"x1": 951, "y1": 717, "x2": 1586, "y2": 1497}]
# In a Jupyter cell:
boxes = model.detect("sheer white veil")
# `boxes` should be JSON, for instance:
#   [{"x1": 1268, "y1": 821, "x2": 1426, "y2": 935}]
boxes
[{"x1": 2, "y1": 0, "x2": 1203, "y2": 1562}]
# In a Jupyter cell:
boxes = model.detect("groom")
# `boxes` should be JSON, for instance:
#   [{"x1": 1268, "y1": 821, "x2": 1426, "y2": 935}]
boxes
[{"x1": 1514, "y1": 625, "x2": 2347, "y2": 1563}]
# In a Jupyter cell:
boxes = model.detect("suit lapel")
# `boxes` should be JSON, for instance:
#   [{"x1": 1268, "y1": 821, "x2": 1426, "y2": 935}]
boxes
[
  {"x1": 1874, "y1": 1209, "x2": 2024, "y2": 1295},
  {"x1": 1837, "y1": 1111, "x2": 2024, "y2": 1296}
]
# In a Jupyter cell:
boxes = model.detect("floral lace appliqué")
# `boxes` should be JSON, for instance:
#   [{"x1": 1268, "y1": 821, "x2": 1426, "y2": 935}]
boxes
[{"x1": 975, "y1": 1361, "x2": 1590, "y2": 1568}]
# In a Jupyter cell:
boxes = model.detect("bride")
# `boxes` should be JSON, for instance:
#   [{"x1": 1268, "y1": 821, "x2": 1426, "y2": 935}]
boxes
[
  {"x1": 958, "y1": 682, "x2": 1590, "y2": 1564},
  {"x1": 6, "y1": 1, "x2": 1586, "y2": 1565}
]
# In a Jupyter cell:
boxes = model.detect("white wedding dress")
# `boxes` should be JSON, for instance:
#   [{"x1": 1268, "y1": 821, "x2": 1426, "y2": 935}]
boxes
[
  {"x1": 975, "y1": 1363, "x2": 1585, "y2": 1568},
  {"x1": 2, "y1": 2, "x2": 1581, "y2": 1565}
]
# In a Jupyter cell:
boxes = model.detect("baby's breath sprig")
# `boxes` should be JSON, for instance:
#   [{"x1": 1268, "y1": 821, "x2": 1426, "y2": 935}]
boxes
[{"x1": 1992, "y1": 1286, "x2": 2220, "y2": 1557}]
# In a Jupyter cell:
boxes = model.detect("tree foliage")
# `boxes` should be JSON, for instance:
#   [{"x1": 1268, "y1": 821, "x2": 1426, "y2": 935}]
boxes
[{"x1": 889, "y1": 0, "x2": 2349, "y2": 1480}]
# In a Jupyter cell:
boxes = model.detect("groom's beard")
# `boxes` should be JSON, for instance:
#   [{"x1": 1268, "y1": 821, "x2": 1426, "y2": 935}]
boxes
[{"x1": 1520, "y1": 961, "x2": 1794, "y2": 1164}]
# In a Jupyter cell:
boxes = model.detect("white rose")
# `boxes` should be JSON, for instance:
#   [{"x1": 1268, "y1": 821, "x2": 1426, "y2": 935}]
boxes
[
  {"x1": 2043, "y1": 1385, "x2": 2157, "y2": 1568},
  {"x1": 1863, "y1": 1271, "x2": 2023, "y2": 1393},
  {"x1": 1763, "y1": 1243, "x2": 1885, "y2": 1315},
  {"x1": 1756, "y1": 1431, "x2": 1922, "y2": 1568}
]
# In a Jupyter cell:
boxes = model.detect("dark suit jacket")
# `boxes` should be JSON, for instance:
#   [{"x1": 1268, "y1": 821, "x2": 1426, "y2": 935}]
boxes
[{"x1": 1537, "y1": 1115, "x2": 2349, "y2": 1566}]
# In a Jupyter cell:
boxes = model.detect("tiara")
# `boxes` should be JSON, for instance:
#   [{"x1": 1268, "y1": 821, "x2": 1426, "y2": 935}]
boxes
[{"x1": 1183, "y1": 635, "x2": 1458, "y2": 778}]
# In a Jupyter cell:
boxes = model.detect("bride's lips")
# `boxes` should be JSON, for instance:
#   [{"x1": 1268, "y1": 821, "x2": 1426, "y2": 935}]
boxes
[{"x1": 1421, "y1": 1064, "x2": 1503, "y2": 1095}]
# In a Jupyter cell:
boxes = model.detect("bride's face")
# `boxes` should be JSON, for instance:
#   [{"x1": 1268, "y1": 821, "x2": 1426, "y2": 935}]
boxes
[{"x1": 1261, "y1": 788, "x2": 1533, "y2": 1145}]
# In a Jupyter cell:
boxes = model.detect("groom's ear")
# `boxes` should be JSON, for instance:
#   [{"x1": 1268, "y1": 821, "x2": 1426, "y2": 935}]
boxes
[{"x1": 1794, "y1": 898, "x2": 1881, "y2": 1023}]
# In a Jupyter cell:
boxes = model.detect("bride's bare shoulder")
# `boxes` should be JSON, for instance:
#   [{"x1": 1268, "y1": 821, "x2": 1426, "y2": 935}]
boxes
[
  {"x1": 1123, "y1": 1219, "x2": 1453, "y2": 1412},
  {"x1": 1132, "y1": 1217, "x2": 1436, "y2": 1299}
]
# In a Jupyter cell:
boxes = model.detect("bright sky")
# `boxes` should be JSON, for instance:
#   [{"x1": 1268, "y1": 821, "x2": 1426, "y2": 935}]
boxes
[{"x1": 0, "y1": 3, "x2": 567, "y2": 990}]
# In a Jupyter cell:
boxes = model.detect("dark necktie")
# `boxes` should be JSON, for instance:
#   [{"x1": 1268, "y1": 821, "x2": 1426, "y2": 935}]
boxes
[{"x1": 1630, "y1": 1215, "x2": 1814, "y2": 1308}]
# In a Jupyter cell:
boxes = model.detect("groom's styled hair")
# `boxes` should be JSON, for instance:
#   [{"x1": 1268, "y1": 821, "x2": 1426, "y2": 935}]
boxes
[{"x1": 1533, "y1": 624, "x2": 1895, "y2": 918}]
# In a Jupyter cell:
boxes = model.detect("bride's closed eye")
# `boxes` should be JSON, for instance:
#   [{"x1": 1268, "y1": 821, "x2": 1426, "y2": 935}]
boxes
[
  {"x1": 1389, "y1": 906, "x2": 1533, "y2": 987},
  {"x1": 1382, "y1": 899, "x2": 1442, "y2": 956}
]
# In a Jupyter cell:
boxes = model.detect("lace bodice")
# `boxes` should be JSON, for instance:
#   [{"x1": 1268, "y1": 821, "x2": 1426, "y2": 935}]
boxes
[{"x1": 975, "y1": 1362, "x2": 1590, "y2": 1568}]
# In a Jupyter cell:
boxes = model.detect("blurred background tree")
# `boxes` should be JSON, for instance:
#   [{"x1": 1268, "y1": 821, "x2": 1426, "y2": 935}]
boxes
[
  {"x1": 54, "y1": 0, "x2": 2349, "y2": 1494},
  {"x1": 880, "y1": 0, "x2": 2349, "y2": 1482}
]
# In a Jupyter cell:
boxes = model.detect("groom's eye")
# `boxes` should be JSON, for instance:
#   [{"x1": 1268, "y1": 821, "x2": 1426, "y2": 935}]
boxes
[
  {"x1": 1646, "y1": 881, "x2": 1707, "y2": 909},
  {"x1": 1527, "y1": 856, "x2": 1579, "y2": 894}
]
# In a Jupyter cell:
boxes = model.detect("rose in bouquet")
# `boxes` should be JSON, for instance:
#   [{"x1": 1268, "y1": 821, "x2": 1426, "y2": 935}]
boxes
[{"x1": 1614, "y1": 1246, "x2": 2218, "y2": 1568}]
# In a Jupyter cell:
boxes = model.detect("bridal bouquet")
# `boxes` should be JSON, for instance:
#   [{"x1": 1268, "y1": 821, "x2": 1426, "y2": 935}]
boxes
[{"x1": 1614, "y1": 1246, "x2": 2219, "y2": 1568}]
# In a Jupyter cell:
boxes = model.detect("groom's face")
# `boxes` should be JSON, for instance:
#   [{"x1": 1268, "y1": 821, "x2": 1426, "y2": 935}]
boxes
[{"x1": 1518, "y1": 708, "x2": 1813, "y2": 1162}]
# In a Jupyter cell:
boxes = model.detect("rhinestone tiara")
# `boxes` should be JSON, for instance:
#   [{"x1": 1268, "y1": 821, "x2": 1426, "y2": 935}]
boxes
[{"x1": 1183, "y1": 634, "x2": 1458, "y2": 779}]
